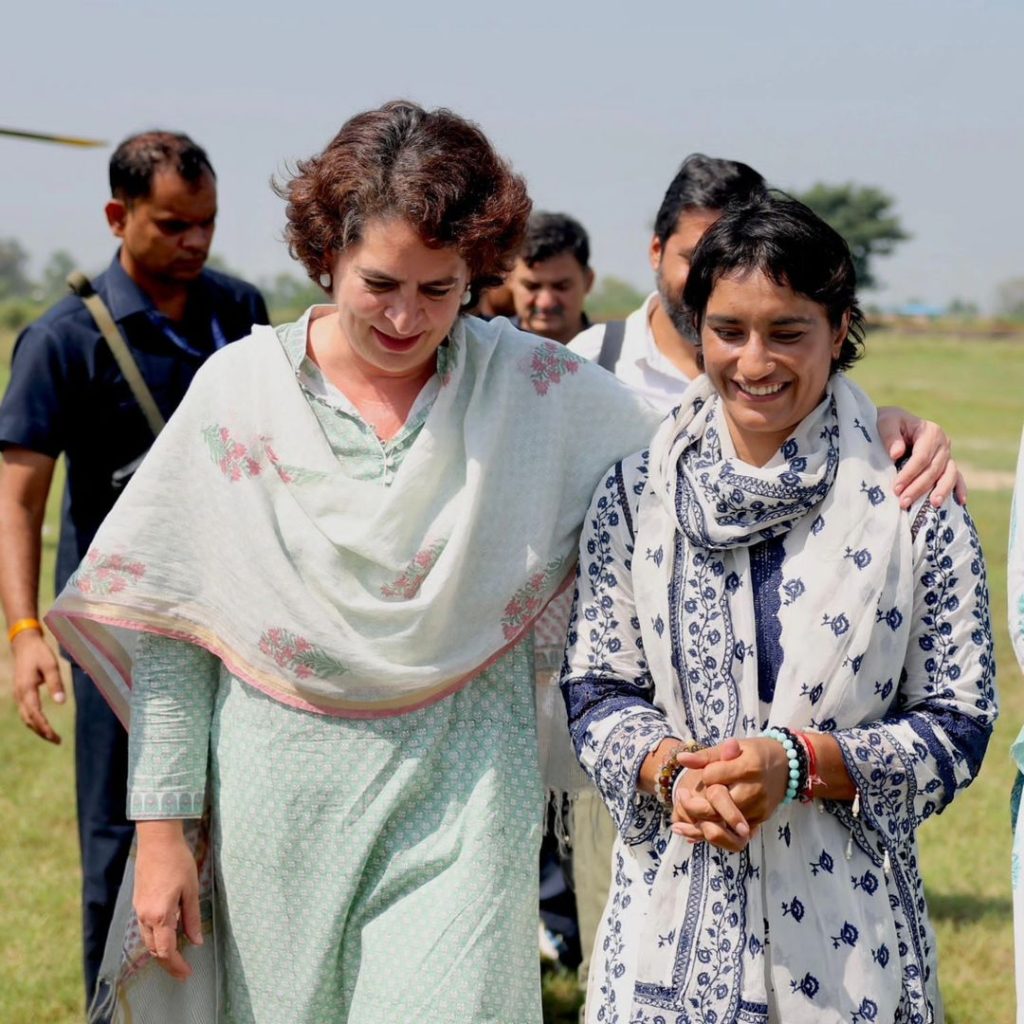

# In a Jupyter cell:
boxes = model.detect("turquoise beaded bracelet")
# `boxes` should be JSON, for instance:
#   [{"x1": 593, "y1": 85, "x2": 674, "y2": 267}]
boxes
[{"x1": 763, "y1": 728, "x2": 801, "y2": 804}]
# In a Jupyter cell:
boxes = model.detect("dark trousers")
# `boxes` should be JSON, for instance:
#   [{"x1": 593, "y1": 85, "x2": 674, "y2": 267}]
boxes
[{"x1": 72, "y1": 665, "x2": 134, "y2": 1006}]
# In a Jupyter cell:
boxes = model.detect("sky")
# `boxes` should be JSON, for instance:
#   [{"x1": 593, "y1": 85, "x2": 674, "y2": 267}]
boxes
[{"x1": 3, "y1": 0, "x2": 1022, "y2": 310}]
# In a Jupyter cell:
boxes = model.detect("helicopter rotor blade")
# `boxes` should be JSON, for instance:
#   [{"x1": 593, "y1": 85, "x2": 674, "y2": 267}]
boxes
[{"x1": 0, "y1": 127, "x2": 106, "y2": 148}]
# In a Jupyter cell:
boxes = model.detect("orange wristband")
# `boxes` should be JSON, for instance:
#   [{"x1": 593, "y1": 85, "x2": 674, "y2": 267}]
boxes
[{"x1": 7, "y1": 618, "x2": 43, "y2": 644}]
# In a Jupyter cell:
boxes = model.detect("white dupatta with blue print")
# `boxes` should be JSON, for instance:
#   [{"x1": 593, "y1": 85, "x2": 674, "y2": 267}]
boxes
[
  {"x1": 568, "y1": 373, "x2": 994, "y2": 1023},
  {"x1": 633, "y1": 374, "x2": 919, "y2": 1021}
]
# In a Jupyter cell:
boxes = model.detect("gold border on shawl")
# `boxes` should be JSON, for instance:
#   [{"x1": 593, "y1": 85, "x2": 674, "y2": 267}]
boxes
[{"x1": 48, "y1": 598, "x2": 540, "y2": 718}]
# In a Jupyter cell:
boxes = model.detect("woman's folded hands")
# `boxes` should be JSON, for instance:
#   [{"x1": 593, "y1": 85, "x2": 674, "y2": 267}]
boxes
[{"x1": 670, "y1": 738, "x2": 791, "y2": 852}]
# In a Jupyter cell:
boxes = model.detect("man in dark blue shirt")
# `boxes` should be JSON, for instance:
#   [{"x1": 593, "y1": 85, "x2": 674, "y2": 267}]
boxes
[{"x1": 0, "y1": 130, "x2": 267, "y2": 1007}]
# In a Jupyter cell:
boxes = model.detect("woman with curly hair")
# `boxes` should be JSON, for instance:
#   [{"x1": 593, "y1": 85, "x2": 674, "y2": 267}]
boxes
[
  {"x1": 49, "y1": 104, "x2": 960, "y2": 1023},
  {"x1": 46, "y1": 99, "x2": 663, "y2": 1024}
]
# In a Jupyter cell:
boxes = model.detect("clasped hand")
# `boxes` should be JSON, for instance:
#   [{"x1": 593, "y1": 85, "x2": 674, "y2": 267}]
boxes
[{"x1": 669, "y1": 738, "x2": 791, "y2": 852}]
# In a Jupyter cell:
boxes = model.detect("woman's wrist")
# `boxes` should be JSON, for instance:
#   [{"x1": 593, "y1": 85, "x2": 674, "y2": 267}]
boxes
[
  {"x1": 796, "y1": 731, "x2": 856, "y2": 802},
  {"x1": 762, "y1": 728, "x2": 804, "y2": 804},
  {"x1": 640, "y1": 737, "x2": 688, "y2": 796},
  {"x1": 136, "y1": 819, "x2": 187, "y2": 846},
  {"x1": 670, "y1": 765, "x2": 696, "y2": 806}
]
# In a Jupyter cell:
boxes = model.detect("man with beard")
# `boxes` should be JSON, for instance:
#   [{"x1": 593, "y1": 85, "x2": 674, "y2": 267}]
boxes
[
  {"x1": 0, "y1": 130, "x2": 267, "y2": 1013},
  {"x1": 570, "y1": 153, "x2": 764, "y2": 400}
]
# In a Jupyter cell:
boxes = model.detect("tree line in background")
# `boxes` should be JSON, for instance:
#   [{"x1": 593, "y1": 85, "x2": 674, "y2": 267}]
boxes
[{"x1": 0, "y1": 184, "x2": 1020, "y2": 330}]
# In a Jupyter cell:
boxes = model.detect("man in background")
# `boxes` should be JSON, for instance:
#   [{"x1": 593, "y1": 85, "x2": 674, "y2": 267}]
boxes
[
  {"x1": 511, "y1": 211, "x2": 599, "y2": 967},
  {"x1": 509, "y1": 211, "x2": 595, "y2": 343},
  {"x1": 571, "y1": 152, "x2": 765, "y2": 394},
  {"x1": 0, "y1": 130, "x2": 267, "y2": 1007}
]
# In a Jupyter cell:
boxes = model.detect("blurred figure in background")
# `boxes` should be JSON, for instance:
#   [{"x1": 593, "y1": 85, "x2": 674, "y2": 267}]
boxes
[
  {"x1": 474, "y1": 279, "x2": 517, "y2": 319},
  {"x1": 513, "y1": 208, "x2": 600, "y2": 964},
  {"x1": 509, "y1": 211, "x2": 594, "y2": 343}
]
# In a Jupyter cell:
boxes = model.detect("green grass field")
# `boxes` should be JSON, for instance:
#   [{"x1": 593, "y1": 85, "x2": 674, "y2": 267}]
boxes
[{"x1": 0, "y1": 329, "x2": 1021, "y2": 1023}]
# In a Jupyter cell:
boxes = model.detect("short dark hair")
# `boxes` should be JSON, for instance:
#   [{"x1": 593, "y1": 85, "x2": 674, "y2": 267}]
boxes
[
  {"x1": 682, "y1": 191, "x2": 865, "y2": 372},
  {"x1": 520, "y1": 212, "x2": 590, "y2": 270},
  {"x1": 277, "y1": 100, "x2": 532, "y2": 296},
  {"x1": 653, "y1": 153, "x2": 766, "y2": 246},
  {"x1": 109, "y1": 130, "x2": 215, "y2": 202}
]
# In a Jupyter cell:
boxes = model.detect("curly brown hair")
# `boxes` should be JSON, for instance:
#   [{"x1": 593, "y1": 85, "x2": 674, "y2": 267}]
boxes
[{"x1": 277, "y1": 100, "x2": 532, "y2": 298}]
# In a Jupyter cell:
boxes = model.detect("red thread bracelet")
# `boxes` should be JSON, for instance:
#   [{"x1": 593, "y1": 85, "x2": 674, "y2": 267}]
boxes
[{"x1": 796, "y1": 732, "x2": 823, "y2": 801}]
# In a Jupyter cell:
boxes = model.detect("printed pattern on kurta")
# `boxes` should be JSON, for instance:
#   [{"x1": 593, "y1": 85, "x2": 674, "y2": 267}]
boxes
[
  {"x1": 130, "y1": 634, "x2": 543, "y2": 1024},
  {"x1": 561, "y1": 445, "x2": 995, "y2": 1024},
  {"x1": 126, "y1": 334, "x2": 545, "y2": 1023}
]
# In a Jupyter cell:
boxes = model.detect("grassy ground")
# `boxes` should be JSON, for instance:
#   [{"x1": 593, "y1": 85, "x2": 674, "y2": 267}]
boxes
[
  {"x1": 0, "y1": 329, "x2": 1021, "y2": 1022},
  {"x1": 850, "y1": 335, "x2": 1023, "y2": 1023}
]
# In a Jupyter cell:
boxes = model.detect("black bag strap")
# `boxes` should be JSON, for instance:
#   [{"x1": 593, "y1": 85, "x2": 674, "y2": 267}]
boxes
[
  {"x1": 67, "y1": 271, "x2": 165, "y2": 437},
  {"x1": 596, "y1": 320, "x2": 626, "y2": 372}
]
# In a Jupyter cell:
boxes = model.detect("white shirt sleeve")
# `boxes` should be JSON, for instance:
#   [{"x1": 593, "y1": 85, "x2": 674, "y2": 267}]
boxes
[{"x1": 567, "y1": 322, "x2": 606, "y2": 362}]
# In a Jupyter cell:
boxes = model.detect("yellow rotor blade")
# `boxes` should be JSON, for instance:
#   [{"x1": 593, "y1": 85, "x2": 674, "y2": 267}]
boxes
[{"x1": 0, "y1": 127, "x2": 107, "y2": 148}]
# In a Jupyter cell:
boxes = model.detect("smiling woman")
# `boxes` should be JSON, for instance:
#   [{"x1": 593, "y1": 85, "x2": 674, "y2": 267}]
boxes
[
  {"x1": 561, "y1": 192, "x2": 996, "y2": 1023},
  {"x1": 309, "y1": 219, "x2": 472, "y2": 438},
  {"x1": 45, "y1": 100, "x2": 664, "y2": 1024},
  {"x1": 700, "y1": 273, "x2": 846, "y2": 465},
  {"x1": 681, "y1": 198, "x2": 863, "y2": 468}
]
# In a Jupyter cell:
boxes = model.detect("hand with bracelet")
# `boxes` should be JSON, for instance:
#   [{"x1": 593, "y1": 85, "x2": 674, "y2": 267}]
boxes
[
  {"x1": 671, "y1": 731, "x2": 858, "y2": 851},
  {"x1": 640, "y1": 736, "x2": 747, "y2": 846},
  {"x1": 8, "y1": 616, "x2": 66, "y2": 744}
]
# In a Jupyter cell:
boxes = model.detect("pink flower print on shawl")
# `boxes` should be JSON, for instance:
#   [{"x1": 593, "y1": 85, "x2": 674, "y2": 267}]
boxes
[
  {"x1": 260, "y1": 437, "x2": 328, "y2": 485},
  {"x1": 202, "y1": 425, "x2": 327, "y2": 485},
  {"x1": 69, "y1": 550, "x2": 146, "y2": 596},
  {"x1": 380, "y1": 539, "x2": 448, "y2": 599},
  {"x1": 202, "y1": 425, "x2": 262, "y2": 481},
  {"x1": 501, "y1": 557, "x2": 567, "y2": 640},
  {"x1": 259, "y1": 627, "x2": 347, "y2": 681},
  {"x1": 519, "y1": 342, "x2": 584, "y2": 396}
]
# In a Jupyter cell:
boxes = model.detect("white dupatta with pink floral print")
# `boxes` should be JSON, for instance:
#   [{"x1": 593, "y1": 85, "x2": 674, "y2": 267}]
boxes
[{"x1": 47, "y1": 313, "x2": 660, "y2": 722}]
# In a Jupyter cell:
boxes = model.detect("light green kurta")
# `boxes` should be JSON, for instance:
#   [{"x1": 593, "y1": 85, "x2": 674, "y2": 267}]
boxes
[{"x1": 127, "y1": 322, "x2": 544, "y2": 1023}]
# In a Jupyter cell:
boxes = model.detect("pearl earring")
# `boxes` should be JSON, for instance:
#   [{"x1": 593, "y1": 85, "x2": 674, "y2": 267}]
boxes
[
  {"x1": 460, "y1": 289, "x2": 472, "y2": 307},
  {"x1": 319, "y1": 272, "x2": 332, "y2": 289}
]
